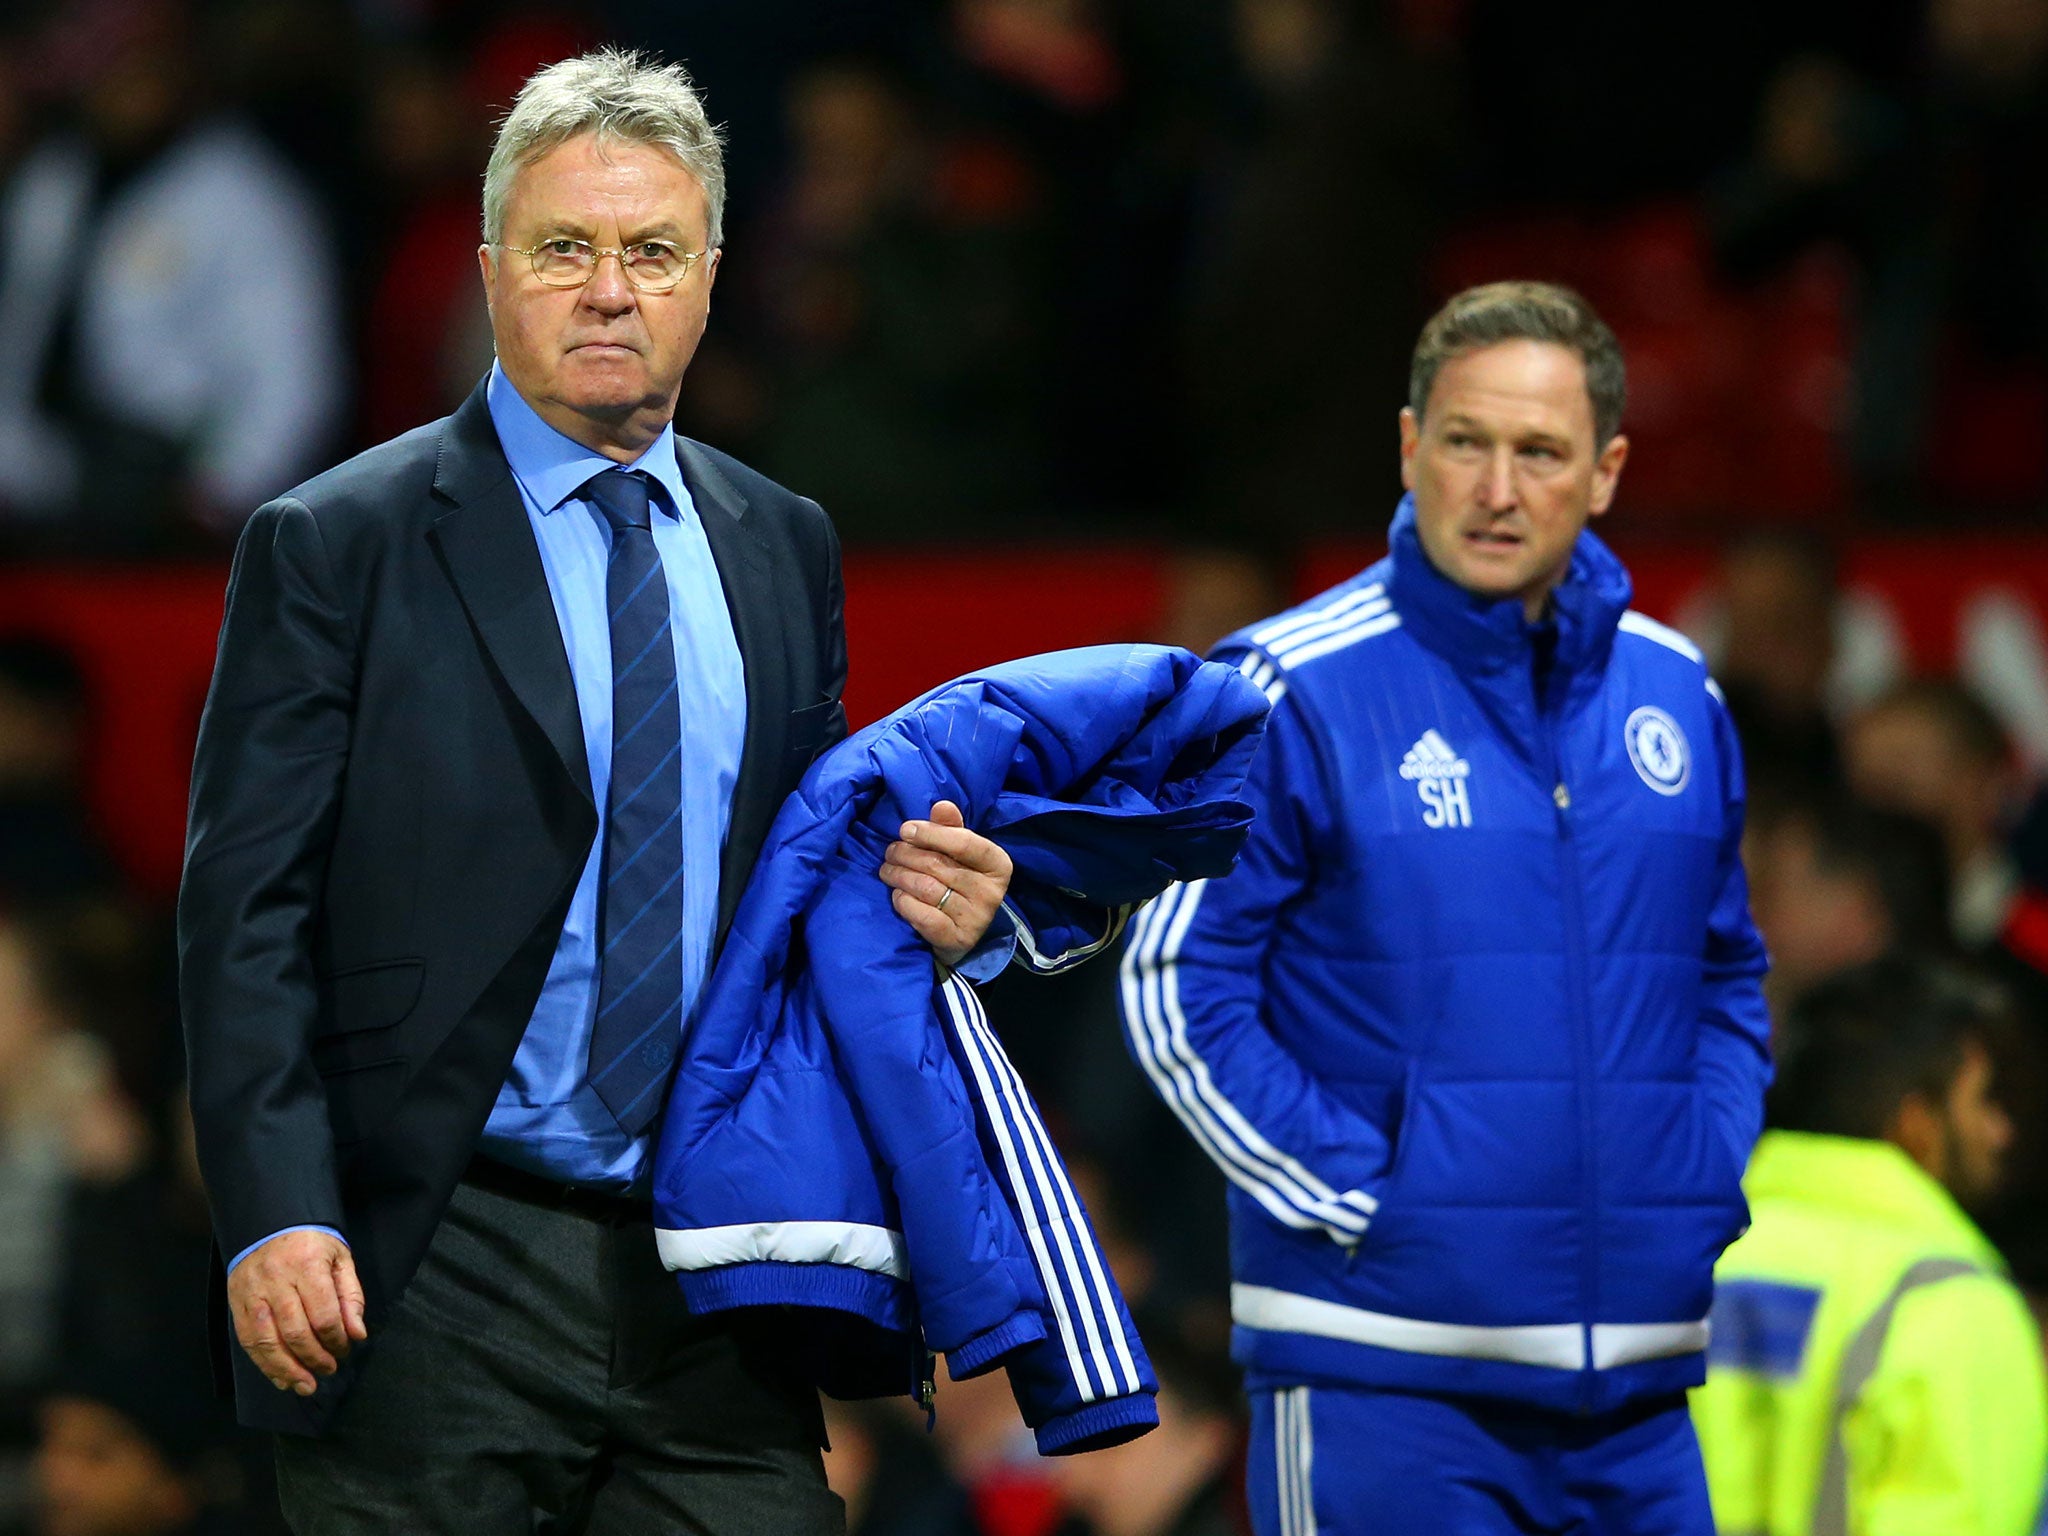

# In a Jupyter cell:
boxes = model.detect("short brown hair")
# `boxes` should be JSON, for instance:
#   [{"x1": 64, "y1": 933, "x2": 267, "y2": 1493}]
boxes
[
  {"x1": 1862, "y1": 678, "x2": 2013, "y2": 771},
  {"x1": 1409, "y1": 281, "x2": 1627, "y2": 446}
]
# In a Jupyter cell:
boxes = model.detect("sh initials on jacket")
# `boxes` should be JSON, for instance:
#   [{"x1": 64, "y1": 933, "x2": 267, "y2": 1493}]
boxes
[{"x1": 1400, "y1": 729, "x2": 1472, "y2": 829}]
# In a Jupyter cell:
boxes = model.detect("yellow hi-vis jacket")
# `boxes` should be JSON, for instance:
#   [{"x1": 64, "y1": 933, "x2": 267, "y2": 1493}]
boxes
[{"x1": 1691, "y1": 1130, "x2": 2047, "y2": 1536}]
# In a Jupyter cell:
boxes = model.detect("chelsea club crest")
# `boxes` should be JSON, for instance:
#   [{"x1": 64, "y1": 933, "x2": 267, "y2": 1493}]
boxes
[{"x1": 1625, "y1": 707, "x2": 1690, "y2": 796}]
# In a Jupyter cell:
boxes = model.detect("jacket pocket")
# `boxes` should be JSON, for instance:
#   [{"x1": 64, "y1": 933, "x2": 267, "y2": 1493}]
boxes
[
  {"x1": 316, "y1": 958, "x2": 424, "y2": 1038},
  {"x1": 1691, "y1": 1086, "x2": 1752, "y2": 1241},
  {"x1": 1382, "y1": 1061, "x2": 1422, "y2": 1193},
  {"x1": 1354, "y1": 1064, "x2": 1420, "y2": 1254}
]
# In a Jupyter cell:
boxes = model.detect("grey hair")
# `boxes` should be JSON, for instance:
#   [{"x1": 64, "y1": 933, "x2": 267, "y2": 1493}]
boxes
[
  {"x1": 482, "y1": 47, "x2": 727, "y2": 251},
  {"x1": 1409, "y1": 280, "x2": 1627, "y2": 446}
]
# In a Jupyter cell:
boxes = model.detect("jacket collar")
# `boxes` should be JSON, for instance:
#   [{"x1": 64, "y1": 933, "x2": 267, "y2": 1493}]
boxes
[
  {"x1": 1385, "y1": 493, "x2": 1633, "y2": 689},
  {"x1": 1745, "y1": 1131, "x2": 2006, "y2": 1269}
]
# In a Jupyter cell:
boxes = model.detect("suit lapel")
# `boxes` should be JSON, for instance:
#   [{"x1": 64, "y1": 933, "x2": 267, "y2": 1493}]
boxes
[
  {"x1": 677, "y1": 437, "x2": 790, "y2": 920},
  {"x1": 426, "y1": 383, "x2": 595, "y2": 809}
]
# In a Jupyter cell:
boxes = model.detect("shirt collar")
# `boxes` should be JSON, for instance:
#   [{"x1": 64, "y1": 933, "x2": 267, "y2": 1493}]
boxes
[{"x1": 485, "y1": 361, "x2": 691, "y2": 521}]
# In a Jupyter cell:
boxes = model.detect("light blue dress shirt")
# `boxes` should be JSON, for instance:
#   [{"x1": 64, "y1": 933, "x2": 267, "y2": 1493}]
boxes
[{"x1": 474, "y1": 363, "x2": 747, "y2": 1192}]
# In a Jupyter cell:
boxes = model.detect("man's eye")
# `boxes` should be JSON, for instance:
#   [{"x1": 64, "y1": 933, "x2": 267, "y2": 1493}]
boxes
[
  {"x1": 548, "y1": 239, "x2": 583, "y2": 257},
  {"x1": 635, "y1": 242, "x2": 673, "y2": 261},
  {"x1": 1521, "y1": 445, "x2": 1561, "y2": 461}
]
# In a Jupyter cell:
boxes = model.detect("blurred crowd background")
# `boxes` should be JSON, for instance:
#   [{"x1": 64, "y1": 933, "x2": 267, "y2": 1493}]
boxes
[{"x1": 6, "y1": 0, "x2": 2048, "y2": 1531}]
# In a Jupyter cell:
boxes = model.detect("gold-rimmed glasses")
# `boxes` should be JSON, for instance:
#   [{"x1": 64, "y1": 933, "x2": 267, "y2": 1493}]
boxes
[{"x1": 495, "y1": 237, "x2": 708, "y2": 293}]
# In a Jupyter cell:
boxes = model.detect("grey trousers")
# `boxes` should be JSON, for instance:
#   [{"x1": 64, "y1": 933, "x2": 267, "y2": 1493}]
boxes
[{"x1": 274, "y1": 1175, "x2": 843, "y2": 1536}]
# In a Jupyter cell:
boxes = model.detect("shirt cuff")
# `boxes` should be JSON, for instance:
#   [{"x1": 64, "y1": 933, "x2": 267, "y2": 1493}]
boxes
[
  {"x1": 951, "y1": 919, "x2": 1018, "y2": 984},
  {"x1": 228, "y1": 1225, "x2": 348, "y2": 1276}
]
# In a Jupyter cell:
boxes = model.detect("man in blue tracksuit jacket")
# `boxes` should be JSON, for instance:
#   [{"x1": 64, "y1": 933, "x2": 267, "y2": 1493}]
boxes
[{"x1": 1119, "y1": 281, "x2": 1772, "y2": 1534}]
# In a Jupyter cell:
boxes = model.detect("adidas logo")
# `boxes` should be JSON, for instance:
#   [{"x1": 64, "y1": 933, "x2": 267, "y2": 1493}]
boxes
[
  {"x1": 1400, "y1": 730, "x2": 1473, "y2": 828},
  {"x1": 1399, "y1": 729, "x2": 1470, "y2": 782}
]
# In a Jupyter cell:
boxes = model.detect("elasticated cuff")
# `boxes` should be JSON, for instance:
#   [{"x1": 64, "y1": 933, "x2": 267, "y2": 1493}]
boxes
[
  {"x1": 945, "y1": 1310, "x2": 1046, "y2": 1379},
  {"x1": 1032, "y1": 1391, "x2": 1159, "y2": 1456},
  {"x1": 674, "y1": 1261, "x2": 911, "y2": 1333}
]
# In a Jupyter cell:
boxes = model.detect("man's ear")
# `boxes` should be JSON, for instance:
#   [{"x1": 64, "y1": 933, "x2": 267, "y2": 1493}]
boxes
[
  {"x1": 1588, "y1": 433, "x2": 1630, "y2": 519},
  {"x1": 1888, "y1": 1090, "x2": 1947, "y2": 1181},
  {"x1": 1398, "y1": 408, "x2": 1421, "y2": 493},
  {"x1": 477, "y1": 244, "x2": 496, "y2": 314}
]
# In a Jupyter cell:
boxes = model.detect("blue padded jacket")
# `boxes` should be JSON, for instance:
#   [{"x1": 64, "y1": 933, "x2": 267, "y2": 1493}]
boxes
[
  {"x1": 1118, "y1": 498, "x2": 1772, "y2": 1417},
  {"x1": 653, "y1": 644, "x2": 1269, "y2": 1454}
]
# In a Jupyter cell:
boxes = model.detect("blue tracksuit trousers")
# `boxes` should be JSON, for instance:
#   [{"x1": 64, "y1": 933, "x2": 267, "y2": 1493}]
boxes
[{"x1": 1248, "y1": 1384, "x2": 1714, "y2": 1536}]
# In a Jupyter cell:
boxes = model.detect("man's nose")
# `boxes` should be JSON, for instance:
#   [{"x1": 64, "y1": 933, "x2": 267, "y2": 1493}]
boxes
[
  {"x1": 1477, "y1": 448, "x2": 1517, "y2": 510},
  {"x1": 580, "y1": 251, "x2": 638, "y2": 314}
]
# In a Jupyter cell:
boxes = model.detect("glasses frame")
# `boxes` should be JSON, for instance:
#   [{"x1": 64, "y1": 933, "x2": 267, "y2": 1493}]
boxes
[{"x1": 496, "y1": 237, "x2": 709, "y2": 294}]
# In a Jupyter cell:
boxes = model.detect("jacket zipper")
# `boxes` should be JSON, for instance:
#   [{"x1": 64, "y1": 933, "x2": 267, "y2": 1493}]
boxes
[{"x1": 1538, "y1": 678, "x2": 1601, "y2": 1415}]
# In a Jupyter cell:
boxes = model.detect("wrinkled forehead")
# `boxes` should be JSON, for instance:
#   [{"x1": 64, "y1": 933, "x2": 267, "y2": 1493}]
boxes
[{"x1": 504, "y1": 131, "x2": 709, "y2": 241}]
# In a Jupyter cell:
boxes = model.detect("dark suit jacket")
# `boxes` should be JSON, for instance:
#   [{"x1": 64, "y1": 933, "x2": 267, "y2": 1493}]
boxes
[{"x1": 178, "y1": 380, "x2": 847, "y2": 1433}]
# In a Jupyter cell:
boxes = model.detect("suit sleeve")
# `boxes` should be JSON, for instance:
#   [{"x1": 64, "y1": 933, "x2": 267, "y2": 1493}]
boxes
[
  {"x1": 1116, "y1": 653, "x2": 1390, "y2": 1248},
  {"x1": 1697, "y1": 681, "x2": 1773, "y2": 1171},
  {"x1": 179, "y1": 497, "x2": 357, "y2": 1262}
]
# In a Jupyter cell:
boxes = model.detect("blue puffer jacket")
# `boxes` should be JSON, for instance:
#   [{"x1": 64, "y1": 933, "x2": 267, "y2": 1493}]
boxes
[
  {"x1": 1118, "y1": 498, "x2": 1772, "y2": 1417},
  {"x1": 654, "y1": 645, "x2": 1269, "y2": 1454}
]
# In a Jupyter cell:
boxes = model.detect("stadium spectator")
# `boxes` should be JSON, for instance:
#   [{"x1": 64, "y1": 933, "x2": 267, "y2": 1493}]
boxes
[
  {"x1": 1844, "y1": 678, "x2": 2026, "y2": 950},
  {"x1": 0, "y1": 916, "x2": 149, "y2": 1536},
  {"x1": 1713, "y1": 0, "x2": 2048, "y2": 516},
  {"x1": 1181, "y1": 0, "x2": 1456, "y2": 541},
  {"x1": 0, "y1": 638, "x2": 118, "y2": 909},
  {"x1": 820, "y1": 1398, "x2": 978, "y2": 1536},
  {"x1": 935, "y1": 0, "x2": 1166, "y2": 524},
  {"x1": 33, "y1": 1354, "x2": 247, "y2": 1536},
  {"x1": 1692, "y1": 957, "x2": 2047, "y2": 1536},
  {"x1": 745, "y1": 55, "x2": 1048, "y2": 542},
  {"x1": 1742, "y1": 794, "x2": 1953, "y2": 1016},
  {"x1": 1687, "y1": 530, "x2": 1845, "y2": 797},
  {"x1": 0, "y1": 0, "x2": 344, "y2": 549},
  {"x1": 1846, "y1": 683, "x2": 2048, "y2": 1293},
  {"x1": 1049, "y1": 1324, "x2": 1243, "y2": 1536},
  {"x1": 50, "y1": 1091, "x2": 287, "y2": 1532},
  {"x1": 353, "y1": 44, "x2": 496, "y2": 448}
]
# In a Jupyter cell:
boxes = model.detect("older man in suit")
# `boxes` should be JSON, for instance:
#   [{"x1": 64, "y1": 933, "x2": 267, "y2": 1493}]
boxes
[{"x1": 179, "y1": 48, "x2": 1015, "y2": 1535}]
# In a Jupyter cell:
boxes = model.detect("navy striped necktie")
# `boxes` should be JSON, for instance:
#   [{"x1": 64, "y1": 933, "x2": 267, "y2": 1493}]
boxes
[{"x1": 583, "y1": 467, "x2": 686, "y2": 1136}]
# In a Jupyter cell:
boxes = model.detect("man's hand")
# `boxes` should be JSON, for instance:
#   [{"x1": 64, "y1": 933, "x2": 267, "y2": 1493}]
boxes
[
  {"x1": 880, "y1": 800, "x2": 1014, "y2": 969},
  {"x1": 227, "y1": 1229, "x2": 368, "y2": 1396}
]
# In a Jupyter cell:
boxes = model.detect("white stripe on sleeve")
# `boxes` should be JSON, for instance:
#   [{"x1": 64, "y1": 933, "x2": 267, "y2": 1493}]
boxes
[
  {"x1": 943, "y1": 976, "x2": 1096, "y2": 1399},
  {"x1": 955, "y1": 981, "x2": 1141, "y2": 1394},
  {"x1": 1118, "y1": 884, "x2": 1375, "y2": 1241}
]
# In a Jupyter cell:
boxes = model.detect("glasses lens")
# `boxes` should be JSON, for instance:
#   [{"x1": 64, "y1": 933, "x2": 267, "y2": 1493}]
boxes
[
  {"x1": 530, "y1": 240, "x2": 593, "y2": 286},
  {"x1": 622, "y1": 245, "x2": 685, "y2": 291}
]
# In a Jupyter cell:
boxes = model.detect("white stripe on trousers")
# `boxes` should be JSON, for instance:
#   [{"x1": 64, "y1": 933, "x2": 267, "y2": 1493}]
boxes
[{"x1": 1276, "y1": 1387, "x2": 1315, "y2": 1536}]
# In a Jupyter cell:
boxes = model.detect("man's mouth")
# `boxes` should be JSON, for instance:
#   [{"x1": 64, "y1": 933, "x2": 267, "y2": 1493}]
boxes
[{"x1": 1465, "y1": 528, "x2": 1522, "y2": 548}]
